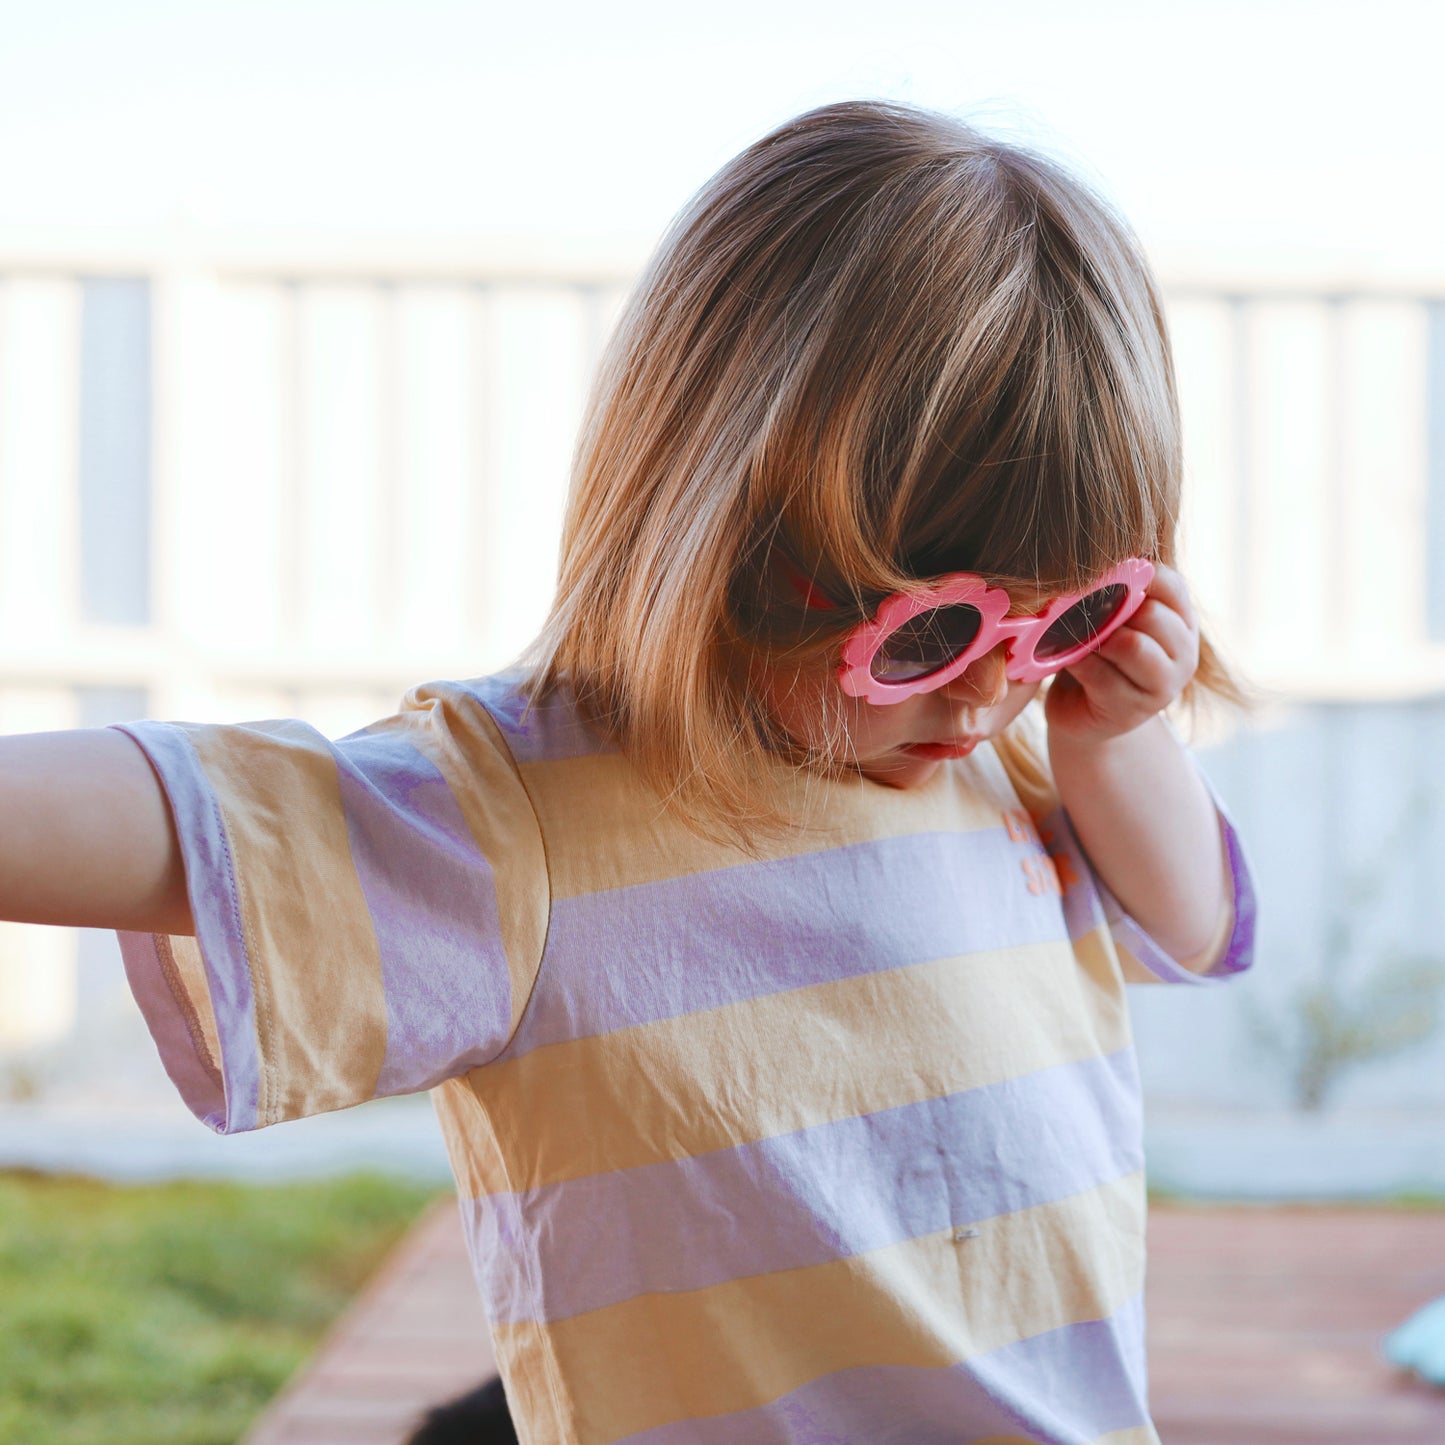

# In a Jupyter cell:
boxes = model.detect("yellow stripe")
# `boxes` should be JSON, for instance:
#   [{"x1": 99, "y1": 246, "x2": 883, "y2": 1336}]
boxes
[
  {"x1": 189, "y1": 720, "x2": 388, "y2": 1126},
  {"x1": 491, "y1": 1170, "x2": 1147, "y2": 1444},
  {"x1": 384, "y1": 683, "x2": 549, "y2": 1037},
  {"x1": 156, "y1": 933, "x2": 223, "y2": 1091},
  {"x1": 969, "y1": 1439, "x2": 1067, "y2": 1445},
  {"x1": 1116, "y1": 941, "x2": 1160, "y2": 986},
  {"x1": 519, "y1": 749, "x2": 1017, "y2": 900},
  {"x1": 456, "y1": 928, "x2": 1128, "y2": 1196},
  {"x1": 969, "y1": 1439, "x2": 1066, "y2": 1445},
  {"x1": 491, "y1": 1331, "x2": 575, "y2": 1445},
  {"x1": 1094, "y1": 1427, "x2": 1161, "y2": 1445},
  {"x1": 432, "y1": 1075, "x2": 520, "y2": 1202}
]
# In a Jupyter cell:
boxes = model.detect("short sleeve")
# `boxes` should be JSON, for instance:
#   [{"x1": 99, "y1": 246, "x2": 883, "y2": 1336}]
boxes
[
  {"x1": 111, "y1": 679, "x2": 549, "y2": 1134},
  {"x1": 1042, "y1": 789, "x2": 1255, "y2": 986},
  {"x1": 993, "y1": 708, "x2": 1257, "y2": 987}
]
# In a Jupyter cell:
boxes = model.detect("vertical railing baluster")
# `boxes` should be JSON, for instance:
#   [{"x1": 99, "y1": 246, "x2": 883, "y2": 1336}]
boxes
[
  {"x1": 578, "y1": 282, "x2": 610, "y2": 383},
  {"x1": 1228, "y1": 293, "x2": 1254, "y2": 651},
  {"x1": 467, "y1": 279, "x2": 495, "y2": 650},
  {"x1": 376, "y1": 278, "x2": 401, "y2": 647},
  {"x1": 279, "y1": 277, "x2": 304, "y2": 648},
  {"x1": 78, "y1": 277, "x2": 154, "y2": 627},
  {"x1": 1323, "y1": 294, "x2": 1350, "y2": 656},
  {"x1": 1426, "y1": 299, "x2": 1445, "y2": 642}
]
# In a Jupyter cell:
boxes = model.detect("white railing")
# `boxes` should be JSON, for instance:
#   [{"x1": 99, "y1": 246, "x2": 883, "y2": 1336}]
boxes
[
  {"x1": 2, "y1": 239, "x2": 1444, "y2": 1053},
  {"x1": 1163, "y1": 275, "x2": 1445, "y2": 700},
  {"x1": 0, "y1": 242, "x2": 638, "y2": 728}
]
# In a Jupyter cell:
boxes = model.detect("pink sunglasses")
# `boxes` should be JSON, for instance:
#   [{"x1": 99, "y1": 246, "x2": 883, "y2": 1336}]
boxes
[{"x1": 785, "y1": 557, "x2": 1155, "y2": 706}]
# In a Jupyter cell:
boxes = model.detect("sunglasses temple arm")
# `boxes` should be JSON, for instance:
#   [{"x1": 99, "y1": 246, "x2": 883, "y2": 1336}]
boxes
[{"x1": 779, "y1": 557, "x2": 840, "y2": 612}]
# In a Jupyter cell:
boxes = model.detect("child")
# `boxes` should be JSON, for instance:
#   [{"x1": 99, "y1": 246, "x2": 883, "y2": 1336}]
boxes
[{"x1": 1, "y1": 100, "x2": 1255, "y2": 1445}]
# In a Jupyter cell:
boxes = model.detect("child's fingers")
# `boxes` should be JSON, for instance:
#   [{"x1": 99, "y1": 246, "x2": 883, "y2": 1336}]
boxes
[
  {"x1": 1063, "y1": 647, "x2": 1150, "y2": 707},
  {"x1": 1143, "y1": 562, "x2": 1198, "y2": 632},
  {"x1": 1099, "y1": 622, "x2": 1183, "y2": 693},
  {"x1": 1058, "y1": 650, "x2": 1122, "y2": 696},
  {"x1": 1075, "y1": 626, "x2": 1177, "y2": 702},
  {"x1": 1119, "y1": 597, "x2": 1197, "y2": 668},
  {"x1": 1047, "y1": 534, "x2": 1201, "y2": 743}
]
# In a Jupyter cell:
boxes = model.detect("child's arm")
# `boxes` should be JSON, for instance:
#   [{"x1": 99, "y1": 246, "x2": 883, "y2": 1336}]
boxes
[
  {"x1": 1044, "y1": 564, "x2": 1230, "y2": 971},
  {"x1": 0, "y1": 728, "x2": 193, "y2": 934}
]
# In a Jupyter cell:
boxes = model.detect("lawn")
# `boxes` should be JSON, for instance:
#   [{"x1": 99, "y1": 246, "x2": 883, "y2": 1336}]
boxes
[{"x1": 0, "y1": 1169, "x2": 444, "y2": 1445}]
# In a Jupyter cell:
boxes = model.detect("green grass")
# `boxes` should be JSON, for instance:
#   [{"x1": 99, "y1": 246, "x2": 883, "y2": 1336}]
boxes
[{"x1": 0, "y1": 1170, "x2": 443, "y2": 1445}]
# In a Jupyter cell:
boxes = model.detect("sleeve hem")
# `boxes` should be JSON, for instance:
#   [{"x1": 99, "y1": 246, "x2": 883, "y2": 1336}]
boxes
[
  {"x1": 109, "y1": 720, "x2": 263, "y2": 1132},
  {"x1": 115, "y1": 929, "x2": 229, "y2": 1132},
  {"x1": 1099, "y1": 775, "x2": 1257, "y2": 986}
]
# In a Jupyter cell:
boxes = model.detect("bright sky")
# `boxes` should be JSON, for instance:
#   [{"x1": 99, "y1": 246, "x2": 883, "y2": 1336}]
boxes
[{"x1": 0, "y1": 0, "x2": 1441, "y2": 270}]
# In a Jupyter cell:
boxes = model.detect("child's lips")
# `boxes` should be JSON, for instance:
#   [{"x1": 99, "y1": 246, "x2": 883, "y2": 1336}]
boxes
[{"x1": 903, "y1": 738, "x2": 980, "y2": 761}]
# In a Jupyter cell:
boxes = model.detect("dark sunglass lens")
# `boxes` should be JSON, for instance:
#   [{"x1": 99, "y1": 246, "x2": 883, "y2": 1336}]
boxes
[
  {"x1": 871, "y1": 604, "x2": 983, "y2": 682},
  {"x1": 1035, "y1": 584, "x2": 1129, "y2": 661}
]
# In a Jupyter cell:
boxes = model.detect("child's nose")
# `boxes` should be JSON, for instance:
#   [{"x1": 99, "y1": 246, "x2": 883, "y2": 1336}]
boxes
[{"x1": 939, "y1": 647, "x2": 1010, "y2": 709}]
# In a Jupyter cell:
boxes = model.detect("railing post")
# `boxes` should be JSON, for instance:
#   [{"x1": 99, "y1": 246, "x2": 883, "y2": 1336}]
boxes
[{"x1": 1426, "y1": 301, "x2": 1445, "y2": 643}]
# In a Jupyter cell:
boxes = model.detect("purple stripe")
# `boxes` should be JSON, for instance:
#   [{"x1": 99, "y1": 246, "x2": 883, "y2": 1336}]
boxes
[
  {"x1": 460, "y1": 674, "x2": 610, "y2": 764},
  {"x1": 1211, "y1": 798, "x2": 1258, "y2": 974},
  {"x1": 621, "y1": 1291, "x2": 1150, "y2": 1444},
  {"x1": 111, "y1": 721, "x2": 261, "y2": 1133},
  {"x1": 332, "y1": 730, "x2": 513, "y2": 1093},
  {"x1": 507, "y1": 827, "x2": 1072, "y2": 1055},
  {"x1": 465, "y1": 1048, "x2": 1142, "y2": 1324}
]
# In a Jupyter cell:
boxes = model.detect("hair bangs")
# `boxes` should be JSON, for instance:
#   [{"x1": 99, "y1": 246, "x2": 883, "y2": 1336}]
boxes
[{"x1": 881, "y1": 157, "x2": 1179, "y2": 601}]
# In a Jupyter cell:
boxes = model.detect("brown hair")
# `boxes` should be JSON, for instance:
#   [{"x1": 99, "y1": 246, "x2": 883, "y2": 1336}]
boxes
[{"x1": 525, "y1": 99, "x2": 1240, "y2": 839}]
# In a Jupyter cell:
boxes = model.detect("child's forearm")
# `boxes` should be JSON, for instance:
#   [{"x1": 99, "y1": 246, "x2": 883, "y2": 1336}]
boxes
[
  {"x1": 1048, "y1": 713, "x2": 1228, "y2": 968},
  {"x1": 0, "y1": 728, "x2": 193, "y2": 934}
]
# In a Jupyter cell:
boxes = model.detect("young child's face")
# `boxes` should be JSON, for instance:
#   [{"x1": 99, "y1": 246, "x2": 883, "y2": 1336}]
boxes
[{"x1": 761, "y1": 644, "x2": 1042, "y2": 790}]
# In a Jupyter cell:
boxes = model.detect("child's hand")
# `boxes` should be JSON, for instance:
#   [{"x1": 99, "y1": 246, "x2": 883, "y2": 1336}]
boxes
[{"x1": 1043, "y1": 563, "x2": 1199, "y2": 745}]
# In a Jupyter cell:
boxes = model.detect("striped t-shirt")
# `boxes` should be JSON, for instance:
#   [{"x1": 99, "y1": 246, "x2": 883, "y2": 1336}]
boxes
[{"x1": 113, "y1": 673, "x2": 1255, "y2": 1445}]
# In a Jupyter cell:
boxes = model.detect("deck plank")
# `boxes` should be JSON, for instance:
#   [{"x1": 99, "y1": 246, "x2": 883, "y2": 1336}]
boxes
[{"x1": 242, "y1": 1197, "x2": 495, "y2": 1445}]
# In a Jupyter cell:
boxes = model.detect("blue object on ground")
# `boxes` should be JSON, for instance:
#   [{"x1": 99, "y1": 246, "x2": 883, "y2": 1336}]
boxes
[{"x1": 1384, "y1": 1296, "x2": 1445, "y2": 1386}]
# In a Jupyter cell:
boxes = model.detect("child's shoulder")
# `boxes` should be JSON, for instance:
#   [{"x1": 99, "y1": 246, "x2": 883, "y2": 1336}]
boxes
[
  {"x1": 399, "y1": 673, "x2": 613, "y2": 770},
  {"x1": 396, "y1": 675, "x2": 1042, "y2": 869}
]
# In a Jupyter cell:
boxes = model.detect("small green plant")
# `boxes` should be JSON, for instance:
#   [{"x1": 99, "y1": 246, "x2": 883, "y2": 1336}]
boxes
[
  {"x1": 1284, "y1": 956, "x2": 1445, "y2": 1111},
  {"x1": 1245, "y1": 790, "x2": 1445, "y2": 1112},
  {"x1": 1, "y1": 1061, "x2": 40, "y2": 1103}
]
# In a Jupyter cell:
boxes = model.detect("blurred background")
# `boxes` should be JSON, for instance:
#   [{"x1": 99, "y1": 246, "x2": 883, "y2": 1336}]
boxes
[{"x1": 1, "y1": 0, "x2": 1443, "y2": 1197}]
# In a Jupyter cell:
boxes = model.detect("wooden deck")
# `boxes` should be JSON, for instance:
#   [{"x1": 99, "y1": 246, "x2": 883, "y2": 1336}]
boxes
[{"x1": 244, "y1": 1200, "x2": 1445, "y2": 1445}]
